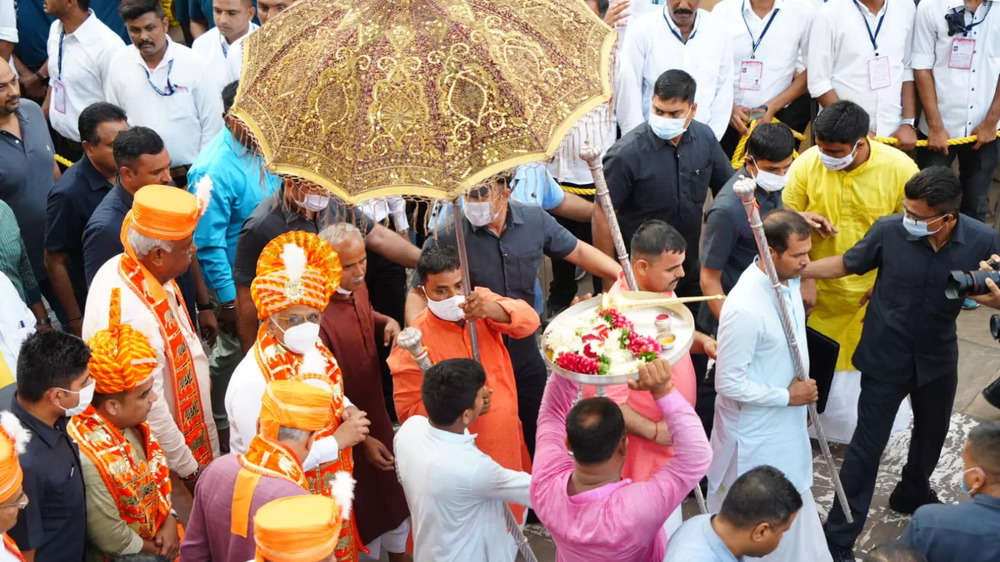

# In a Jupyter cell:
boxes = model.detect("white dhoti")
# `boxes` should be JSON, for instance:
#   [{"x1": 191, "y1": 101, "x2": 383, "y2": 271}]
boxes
[
  {"x1": 708, "y1": 461, "x2": 832, "y2": 562},
  {"x1": 811, "y1": 369, "x2": 913, "y2": 443}
]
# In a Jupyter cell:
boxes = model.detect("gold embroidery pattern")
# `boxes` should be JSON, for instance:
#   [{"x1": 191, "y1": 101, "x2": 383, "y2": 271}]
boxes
[{"x1": 233, "y1": 0, "x2": 614, "y2": 203}]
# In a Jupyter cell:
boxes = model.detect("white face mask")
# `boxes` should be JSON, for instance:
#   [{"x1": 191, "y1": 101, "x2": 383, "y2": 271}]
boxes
[
  {"x1": 274, "y1": 319, "x2": 320, "y2": 355},
  {"x1": 648, "y1": 110, "x2": 690, "y2": 140},
  {"x1": 750, "y1": 158, "x2": 788, "y2": 192},
  {"x1": 818, "y1": 141, "x2": 860, "y2": 171},
  {"x1": 464, "y1": 200, "x2": 494, "y2": 227},
  {"x1": 58, "y1": 381, "x2": 96, "y2": 417},
  {"x1": 298, "y1": 192, "x2": 330, "y2": 212},
  {"x1": 426, "y1": 294, "x2": 466, "y2": 322}
]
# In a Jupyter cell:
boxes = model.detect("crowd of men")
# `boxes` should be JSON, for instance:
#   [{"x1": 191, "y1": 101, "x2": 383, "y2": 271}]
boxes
[{"x1": 0, "y1": 0, "x2": 998, "y2": 560}]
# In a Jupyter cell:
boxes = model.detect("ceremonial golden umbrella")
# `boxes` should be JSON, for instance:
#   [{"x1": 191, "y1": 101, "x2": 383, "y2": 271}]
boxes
[{"x1": 231, "y1": 0, "x2": 616, "y2": 204}]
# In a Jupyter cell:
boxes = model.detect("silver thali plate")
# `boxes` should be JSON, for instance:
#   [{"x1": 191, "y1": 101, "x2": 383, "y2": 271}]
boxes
[{"x1": 542, "y1": 292, "x2": 695, "y2": 386}]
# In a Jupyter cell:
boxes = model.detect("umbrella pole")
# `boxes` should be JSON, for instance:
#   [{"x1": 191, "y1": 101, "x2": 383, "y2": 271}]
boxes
[
  {"x1": 452, "y1": 199, "x2": 481, "y2": 362},
  {"x1": 733, "y1": 177, "x2": 853, "y2": 524},
  {"x1": 580, "y1": 142, "x2": 709, "y2": 515}
]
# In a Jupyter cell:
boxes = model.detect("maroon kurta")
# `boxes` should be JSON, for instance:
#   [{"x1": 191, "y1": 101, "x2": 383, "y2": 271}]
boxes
[{"x1": 320, "y1": 283, "x2": 410, "y2": 545}]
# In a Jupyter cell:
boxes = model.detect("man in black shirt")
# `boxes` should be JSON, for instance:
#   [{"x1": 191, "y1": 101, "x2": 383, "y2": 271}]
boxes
[
  {"x1": 597, "y1": 68, "x2": 733, "y2": 301},
  {"x1": 9, "y1": 331, "x2": 91, "y2": 561},
  {"x1": 803, "y1": 167, "x2": 1000, "y2": 562}
]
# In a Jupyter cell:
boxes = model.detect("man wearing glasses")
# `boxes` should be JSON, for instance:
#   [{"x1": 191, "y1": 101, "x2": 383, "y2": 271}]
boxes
[
  {"x1": 104, "y1": 0, "x2": 223, "y2": 187},
  {"x1": 802, "y1": 167, "x2": 1000, "y2": 562}
]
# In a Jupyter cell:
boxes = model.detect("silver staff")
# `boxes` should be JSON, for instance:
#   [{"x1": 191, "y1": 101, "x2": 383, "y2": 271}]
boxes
[
  {"x1": 733, "y1": 176, "x2": 853, "y2": 523},
  {"x1": 580, "y1": 142, "x2": 709, "y2": 515},
  {"x1": 396, "y1": 327, "x2": 538, "y2": 562}
]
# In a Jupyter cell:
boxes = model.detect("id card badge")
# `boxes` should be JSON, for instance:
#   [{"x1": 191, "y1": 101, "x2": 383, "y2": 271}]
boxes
[
  {"x1": 949, "y1": 37, "x2": 975, "y2": 70},
  {"x1": 52, "y1": 79, "x2": 67, "y2": 114},
  {"x1": 868, "y1": 56, "x2": 891, "y2": 90},
  {"x1": 739, "y1": 59, "x2": 763, "y2": 91}
]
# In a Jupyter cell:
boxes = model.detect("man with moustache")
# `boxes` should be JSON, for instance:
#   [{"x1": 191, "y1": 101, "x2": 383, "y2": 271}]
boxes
[
  {"x1": 615, "y1": 0, "x2": 733, "y2": 139},
  {"x1": 104, "y1": 0, "x2": 222, "y2": 187}
]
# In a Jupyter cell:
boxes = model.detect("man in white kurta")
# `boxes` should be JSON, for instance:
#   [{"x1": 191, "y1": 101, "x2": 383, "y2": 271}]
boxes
[
  {"x1": 709, "y1": 208, "x2": 830, "y2": 562},
  {"x1": 615, "y1": 0, "x2": 733, "y2": 138},
  {"x1": 82, "y1": 186, "x2": 219, "y2": 485}
]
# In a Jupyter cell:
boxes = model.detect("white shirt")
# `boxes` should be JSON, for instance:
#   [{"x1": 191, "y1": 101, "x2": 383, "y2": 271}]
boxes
[
  {"x1": 712, "y1": 0, "x2": 812, "y2": 110},
  {"x1": 82, "y1": 255, "x2": 220, "y2": 477},
  {"x1": 615, "y1": 8, "x2": 734, "y2": 138},
  {"x1": 0, "y1": 272, "x2": 34, "y2": 373},
  {"x1": 358, "y1": 196, "x2": 409, "y2": 231},
  {"x1": 0, "y1": 0, "x2": 16, "y2": 44},
  {"x1": 225, "y1": 344, "x2": 353, "y2": 470},
  {"x1": 709, "y1": 263, "x2": 813, "y2": 495},
  {"x1": 807, "y1": 0, "x2": 915, "y2": 136},
  {"x1": 104, "y1": 39, "x2": 224, "y2": 166},
  {"x1": 190, "y1": 23, "x2": 258, "y2": 95},
  {"x1": 546, "y1": 102, "x2": 615, "y2": 185},
  {"x1": 394, "y1": 416, "x2": 531, "y2": 562},
  {"x1": 45, "y1": 12, "x2": 125, "y2": 141},
  {"x1": 911, "y1": 0, "x2": 1000, "y2": 137}
]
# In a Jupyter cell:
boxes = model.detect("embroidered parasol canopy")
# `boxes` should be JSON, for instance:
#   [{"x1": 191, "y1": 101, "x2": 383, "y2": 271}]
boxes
[{"x1": 231, "y1": 0, "x2": 615, "y2": 204}]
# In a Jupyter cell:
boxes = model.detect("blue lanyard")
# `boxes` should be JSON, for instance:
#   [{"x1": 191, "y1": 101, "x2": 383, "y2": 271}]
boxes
[
  {"x1": 741, "y1": 0, "x2": 781, "y2": 58},
  {"x1": 853, "y1": 0, "x2": 887, "y2": 55},
  {"x1": 965, "y1": 3, "x2": 993, "y2": 35},
  {"x1": 144, "y1": 59, "x2": 176, "y2": 96},
  {"x1": 219, "y1": 33, "x2": 229, "y2": 57},
  {"x1": 663, "y1": 5, "x2": 697, "y2": 43},
  {"x1": 57, "y1": 30, "x2": 65, "y2": 80}
]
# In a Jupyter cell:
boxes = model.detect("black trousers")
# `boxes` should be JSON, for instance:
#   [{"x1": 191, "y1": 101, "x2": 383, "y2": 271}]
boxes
[
  {"x1": 916, "y1": 141, "x2": 998, "y2": 223},
  {"x1": 506, "y1": 335, "x2": 547, "y2": 458},
  {"x1": 824, "y1": 369, "x2": 957, "y2": 549},
  {"x1": 365, "y1": 251, "x2": 408, "y2": 422},
  {"x1": 548, "y1": 186, "x2": 598, "y2": 313}
]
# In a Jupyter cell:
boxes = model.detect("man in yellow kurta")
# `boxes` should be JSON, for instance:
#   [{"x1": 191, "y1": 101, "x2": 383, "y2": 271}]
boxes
[
  {"x1": 783, "y1": 100, "x2": 918, "y2": 443},
  {"x1": 82, "y1": 184, "x2": 220, "y2": 491},
  {"x1": 69, "y1": 288, "x2": 178, "y2": 561}
]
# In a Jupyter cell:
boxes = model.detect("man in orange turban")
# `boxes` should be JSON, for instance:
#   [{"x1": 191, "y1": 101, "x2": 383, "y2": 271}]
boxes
[
  {"x1": 181, "y1": 379, "x2": 335, "y2": 562},
  {"x1": 226, "y1": 230, "x2": 370, "y2": 562},
  {"x1": 82, "y1": 184, "x2": 220, "y2": 495},
  {"x1": 0, "y1": 411, "x2": 30, "y2": 561},
  {"x1": 68, "y1": 288, "x2": 178, "y2": 560},
  {"x1": 253, "y1": 475, "x2": 354, "y2": 562}
]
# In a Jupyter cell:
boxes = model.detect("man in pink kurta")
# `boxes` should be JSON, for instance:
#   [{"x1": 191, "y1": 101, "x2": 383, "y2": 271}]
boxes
[
  {"x1": 531, "y1": 360, "x2": 711, "y2": 562},
  {"x1": 584, "y1": 220, "x2": 716, "y2": 482}
]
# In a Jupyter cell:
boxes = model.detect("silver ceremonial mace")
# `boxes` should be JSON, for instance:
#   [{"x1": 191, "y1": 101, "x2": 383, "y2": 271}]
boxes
[
  {"x1": 733, "y1": 176, "x2": 853, "y2": 523},
  {"x1": 580, "y1": 142, "x2": 709, "y2": 515},
  {"x1": 396, "y1": 327, "x2": 539, "y2": 562}
]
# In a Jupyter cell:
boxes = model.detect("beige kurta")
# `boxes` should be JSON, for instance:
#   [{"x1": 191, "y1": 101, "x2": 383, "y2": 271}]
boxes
[{"x1": 83, "y1": 254, "x2": 219, "y2": 477}]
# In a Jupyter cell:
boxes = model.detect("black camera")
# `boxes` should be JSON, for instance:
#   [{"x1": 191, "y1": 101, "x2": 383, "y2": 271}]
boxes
[
  {"x1": 945, "y1": 259, "x2": 1000, "y2": 299},
  {"x1": 945, "y1": 8, "x2": 967, "y2": 37}
]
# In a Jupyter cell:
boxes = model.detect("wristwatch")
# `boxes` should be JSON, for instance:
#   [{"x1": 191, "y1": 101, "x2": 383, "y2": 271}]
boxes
[
  {"x1": 902, "y1": 118, "x2": 916, "y2": 127},
  {"x1": 196, "y1": 301, "x2": 216, "y2": 313}
]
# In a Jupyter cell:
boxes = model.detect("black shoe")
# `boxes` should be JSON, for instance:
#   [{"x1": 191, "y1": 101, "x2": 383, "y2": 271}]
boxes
[
  {"x1": 888, "y1": 484, "x2": 941, "y2": 514},
  {"x1": 827, "y1": 544, "x2": 855, "y2": 562}
]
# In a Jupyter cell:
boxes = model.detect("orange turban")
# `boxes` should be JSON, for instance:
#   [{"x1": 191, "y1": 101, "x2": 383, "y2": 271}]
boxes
[
  {"x1": 0, "y1": 412, "x2": 29, "y2": 504},
  {"x1": 125, "y1": 182, "x2": 209, "y2": 241},
  {"x1": 250, "y1": 231, "x2": 342, "y2": 320},
  {"x1": 87, "y1": 288, "x2": 158, "y2": 394},
  {"x1": 257, "y1": 379, "x2": 334, "y2": 440},
  {"x1": 253, "y1": 474, "x2": 354, "y2": 562}
]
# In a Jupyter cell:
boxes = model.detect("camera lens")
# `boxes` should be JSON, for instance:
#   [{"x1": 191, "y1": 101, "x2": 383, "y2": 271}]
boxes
[{"x1": 945, "y1": 270, "x2": 1000, "y2": 299}]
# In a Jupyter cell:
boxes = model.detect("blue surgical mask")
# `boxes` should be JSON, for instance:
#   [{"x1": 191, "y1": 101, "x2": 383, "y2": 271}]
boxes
[
  {"x1": 648, "y1": 110, "x2": 690, "y2": 140},
  {"x1": 962, "y1": 466, "x2": 985, "y2": 495},
  {"x1": 902, "y1": 214, "x2": 946, "y2": 237}
]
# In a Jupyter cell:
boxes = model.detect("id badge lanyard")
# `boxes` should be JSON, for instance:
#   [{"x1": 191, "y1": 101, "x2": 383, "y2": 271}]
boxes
[
  {"x1": 853, "y1": 0, "x2": 887, "y2": 57},
  {"x1": 742, "y1": 0, "x2": 781, "y2": 59},
  {"x1": 854, "y1": 0, "x2": 892, "y2": 90},
  {"x1": 144, "y1": 59, "x2": 177, "y2": 96},
  {"x1": 663, "y1": 4, "x2": 697, "y2": 43}
]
